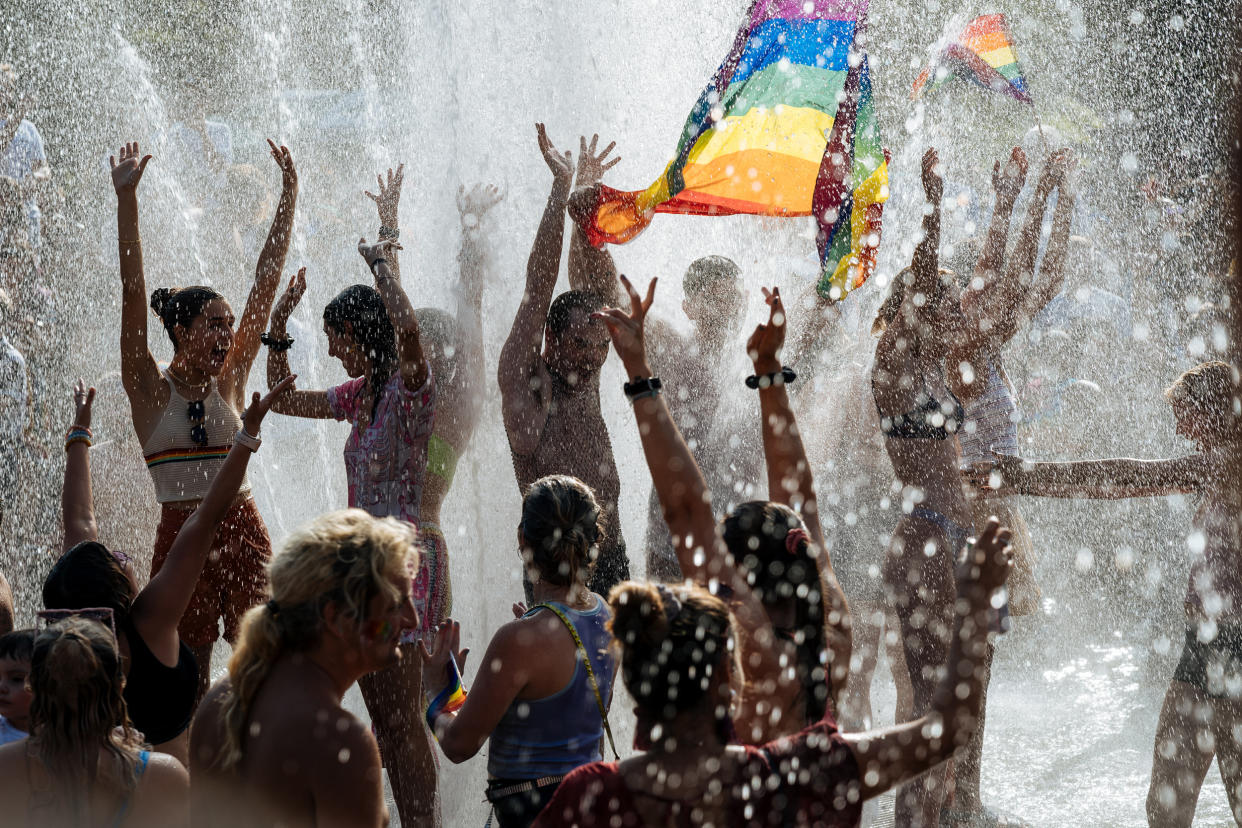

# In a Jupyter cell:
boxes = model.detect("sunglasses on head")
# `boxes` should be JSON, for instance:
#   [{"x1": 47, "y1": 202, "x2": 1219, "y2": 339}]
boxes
[
  {"x1": 36, "y1": 607, "x2": 118, "y2": 638},
  {"x1": 187, "y1": 399, "x2": 207, "y2": 447}
]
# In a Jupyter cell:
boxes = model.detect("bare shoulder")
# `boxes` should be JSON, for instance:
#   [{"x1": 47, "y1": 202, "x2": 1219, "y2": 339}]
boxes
[
  {"x1": 132, "y1": 751, "x2": 191, "y2": 828},
  {"x1": 145, "y1": 751, "x2": 191, "y2": 787},
  {"x1": 189, "y1": 679, "x2": 230, "y2": 773}
]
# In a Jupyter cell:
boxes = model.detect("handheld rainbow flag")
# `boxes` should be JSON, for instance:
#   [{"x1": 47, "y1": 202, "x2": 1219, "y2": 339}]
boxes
[
  {"x1": 911, "y1": 14, "x2": 1032, "y2": 104},
  {"x1": 571, "y1": 0, "x2": 889, "y2": 300},
  {"x1": 424, "y1": 655, "x2": 467, "y2": 732}
]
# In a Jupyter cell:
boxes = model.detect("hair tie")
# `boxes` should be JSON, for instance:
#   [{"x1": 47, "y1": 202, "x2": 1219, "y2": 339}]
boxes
[
  {"x1": 784, "y1": 527, "x2": 809, "y2": 557},
  {"x1": 266, "y1": 600, "x2": 281, "y2": 617},
  {"x1": 655, "y1": 584, "x2": 683, "y2": 624}
]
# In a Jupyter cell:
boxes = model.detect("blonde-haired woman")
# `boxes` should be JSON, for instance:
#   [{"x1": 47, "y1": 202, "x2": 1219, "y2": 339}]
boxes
[
  {"x1": 0, "y1": 617, "x2": 189, "y2": 827},
  {"x1": 189, "y1": 510, "x2": 419, "y2": 828}
]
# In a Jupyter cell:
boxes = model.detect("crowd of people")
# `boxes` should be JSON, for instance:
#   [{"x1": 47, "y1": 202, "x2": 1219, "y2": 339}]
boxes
[{"x1": 0, "y1": 64, "x2": 1238, "y2": 828}]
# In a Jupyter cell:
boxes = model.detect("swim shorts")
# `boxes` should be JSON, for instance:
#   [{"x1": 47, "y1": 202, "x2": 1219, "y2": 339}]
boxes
[{"x1": 1172, "y1": 625, "x2": 1242, "y2": 698}]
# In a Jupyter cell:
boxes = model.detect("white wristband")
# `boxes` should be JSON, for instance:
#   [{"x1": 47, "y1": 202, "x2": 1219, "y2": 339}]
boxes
[{"x1": 233, "y1": 428, "x2": 262, "y2": 452}]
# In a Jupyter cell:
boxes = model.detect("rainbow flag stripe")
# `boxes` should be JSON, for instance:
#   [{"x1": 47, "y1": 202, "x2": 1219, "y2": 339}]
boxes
[
  {"x1": 573, "y1": 0, "x2": 888, "y2": 300},
  {"x1": 912, "y1": 14, "x2": 1032, "y2": 104},
  {"x1": 144, "y1": 446, "x2": 232, "y2": 468},
  {"x1": 425, "y1": 655, "x2": 468, "y2": 733}
]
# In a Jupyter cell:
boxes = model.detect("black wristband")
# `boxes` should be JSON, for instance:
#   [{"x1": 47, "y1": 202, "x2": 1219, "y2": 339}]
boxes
[
  {"x1": 745, "y1": 367, "x2": 796, "y2": 389},
  {"x1": 260, "y1": 332, "x2": 295, "y2": 352},
  {"x1": 623, "y1": 376, "x2": 662, "y2": 401}
]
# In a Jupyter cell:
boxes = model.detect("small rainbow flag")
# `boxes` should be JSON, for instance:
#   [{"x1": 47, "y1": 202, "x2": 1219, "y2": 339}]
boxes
[
  {"x1": 571, "y1": 0, "x2": 889, "y2": 301},
  {"x1": 425, "y1": 655, "x2": 467, "y2": 732},
  {"x1": 912, "y1": 14, "x2": 1032, "y2": 104}
]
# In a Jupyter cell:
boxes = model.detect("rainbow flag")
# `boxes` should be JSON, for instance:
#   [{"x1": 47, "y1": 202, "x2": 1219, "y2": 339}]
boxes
[
  {"x1": 571, "y1": 0, "x2": 889, "y2": 300},
  {"x1": 912, "y1": 14, "x2": 1032, "y2": 104}
]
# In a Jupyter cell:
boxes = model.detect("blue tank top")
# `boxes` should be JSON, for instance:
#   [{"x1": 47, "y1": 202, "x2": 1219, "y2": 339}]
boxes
[{"x1": 487, "y1": 595, "x2": 616, "y2": 779}]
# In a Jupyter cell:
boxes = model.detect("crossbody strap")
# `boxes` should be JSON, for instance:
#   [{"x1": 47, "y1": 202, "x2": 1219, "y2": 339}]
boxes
[{"x1": 532, "y1": 602, "x2": 619, "y2": 760}]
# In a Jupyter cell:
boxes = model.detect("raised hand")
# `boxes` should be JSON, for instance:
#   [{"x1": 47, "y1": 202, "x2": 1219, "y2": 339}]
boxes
[
  {"x1": 747, "y1": 287, "x2": 787, "y2": 369},
  {"x1": 992, "y1": 146, "x2": 1028, "y2": 202},
  {"x1": 420, "y1": 619, "x2": 471, "y2": 693},
  {"x1": 921, "y1": 147, "x2": 943, "y2": 203},
  {"x1": 457, "y1": 183, "x2": 505, "y2": 225},
  {"x1": 267, "y1": 139, "x2": 297, "y2": 189},
  {"x1": 271, "y1": 268, "x2": 307, "y2": 325},
  {"x1": 592, "y1": 275, "x2": 656, "y2": 377},
  {"x1": 1036, "y1": 148, "x2": 1075, "y2": 197},
  {"x1": 536, "y1": 123, "x2": 573, "y2": 186},
  {"x1": 109, "y1": 142, "x2": 152, "y2": 195},
  {"x1": 71, "y1": 379, "x2": 96, "y2": 431},
  {"x1": 365, "y1": 163, "x2": 404, "y2": 231},
  {"x1": 955, "y1": 517, "x2": 1014, "y2": 599},
  {"x1": 242, "y1": 374, "x2": 297, "y2": 436},
  {"x1": 358, "y1": 236, "x2": 403, "y2": 268},
  {"x1": 575, "y1": 133, "x2": 620, "y2": 188}
]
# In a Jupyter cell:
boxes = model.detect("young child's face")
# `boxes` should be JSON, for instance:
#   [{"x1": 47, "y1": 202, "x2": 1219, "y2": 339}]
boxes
[{"x1": 0, "y1": 656, "x2": 32, "y2": 728}]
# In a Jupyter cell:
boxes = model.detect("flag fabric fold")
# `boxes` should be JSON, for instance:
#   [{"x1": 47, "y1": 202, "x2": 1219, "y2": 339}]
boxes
[
  {"x1": 572, "y1": 0, "x2": 889, "y2": 300},
  {"x1": 912, "y1": 13, "x2": 1032, "y2": 104}
]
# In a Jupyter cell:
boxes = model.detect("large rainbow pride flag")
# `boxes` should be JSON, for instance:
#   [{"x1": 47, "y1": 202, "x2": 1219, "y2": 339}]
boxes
[
  {"x1": 911, "y1": 14, "x2": 1032, "y2": 104},
  {"x1": 571, "y1": 0, "x2": 889, "y2": 300}
]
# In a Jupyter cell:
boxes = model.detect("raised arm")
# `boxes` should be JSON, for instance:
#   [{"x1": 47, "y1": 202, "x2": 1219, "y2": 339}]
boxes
[
  {"x1": 358, "y1": 237, "x2": 428, "y2": 391},
  {"x1": 593, "y1": 276, "x2": 784, "y2": 692},
  {"x1": 265, "y1": 268, "x2": 332, "y2": 418},
  {"x1": 62, "y1": 380, "x2": 99, "y2": 552},
  {"x1": 110, "y1": 143, "x2": 163, "y2": 402},
  {"x1": 847, "y1": 519, "x2": 1012, "y2": 799},
  {"x1": 1011, "y1": 155, "x2": 1076, "y2": 333},
  {"x1": 498, "y1": 124, "x2": 574, "y2": 454},
  {"x1": 961, "y1": 147, "x2": 1026, "y2": 339},
  {"x1": 567, "y1": 135, "x2": 621, "y2": 306},
  {"x1": 220, "y1": 141, "x2": 298, "y2": 402},
  {"x1": 366, "y1": 164, "x2": 404, "y2": 279},
  {"x1": 749, "y1": 287, "x2": 851, "y2": 709},
  {"x1": 909, "y1": 148, "x2": 945, "y2": 317},
  {"x1": 452, "y1": 184, "x2": 505, "y2": 432},
  {"x1": 130, "y1": 377, "x2": 294, "y2": 665}
]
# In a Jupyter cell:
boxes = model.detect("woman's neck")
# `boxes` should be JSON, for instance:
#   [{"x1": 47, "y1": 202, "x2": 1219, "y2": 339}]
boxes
[
  {"x1": 167, "y1": 357, "x2": 212, "y2": 389},
  {"x1": 529, "y1": 579, "x2": 591, "y2": 609}
]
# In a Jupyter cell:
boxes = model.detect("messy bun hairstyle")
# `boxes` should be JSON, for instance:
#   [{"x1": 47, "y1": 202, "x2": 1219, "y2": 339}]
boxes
[
  {"x1": 608, "y1": 581, "x2": 736, "y2": 742},
  {"x1": 150, "y1": 286, "x2": 225, "y2": 350},
  {"x1": 723, "y1": 501, "x2": 828, "y2": 724},
  {"x1": 28, "y1": 617, "x2": 145, "y2": 824},
  {"x1": 519, "y1": 475, "x2": 602, "y2": 587}
]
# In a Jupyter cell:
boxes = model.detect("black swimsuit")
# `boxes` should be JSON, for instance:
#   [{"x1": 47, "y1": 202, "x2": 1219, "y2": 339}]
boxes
[
  {"x1": 873, "y1": 378, "x2": 965, "y2": 441},
  {"x1": 119, "y1": 615, "x2": 199, "y2": 744}
]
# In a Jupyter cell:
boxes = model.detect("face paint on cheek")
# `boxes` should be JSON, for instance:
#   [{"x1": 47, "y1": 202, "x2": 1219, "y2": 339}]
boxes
[{"x1": 363, "y1": 618, "x2": 395, "y2": 643}]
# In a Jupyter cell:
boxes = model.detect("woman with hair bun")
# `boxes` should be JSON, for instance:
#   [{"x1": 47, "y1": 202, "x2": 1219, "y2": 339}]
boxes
[
  {"x1": 420, "y1": 473, "x2": 618, "y2": 828},
  {"x1": 534, "y1": 513, "x2": 1010, "y2": 828},
  {"x1": 109, "y1": 138, "x2": 297, "y2": 700},
  {"x1": 189, "y1": 508, "x2": 419, "y2": 828},
  {"x1": 0, "y1": 617, "x2": 190, "y2": 827}
]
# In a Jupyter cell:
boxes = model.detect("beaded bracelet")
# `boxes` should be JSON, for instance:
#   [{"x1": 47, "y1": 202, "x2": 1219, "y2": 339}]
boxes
[{"x1": 65, "y1": 426, "x2": 93, "y2": 450}]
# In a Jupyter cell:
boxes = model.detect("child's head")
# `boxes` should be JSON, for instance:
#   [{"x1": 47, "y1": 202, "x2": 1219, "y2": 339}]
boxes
[
  {"x1": 1166, "y1": 361, "x2": 1241, "y2": 448},
  {"x1": 0, "y1": 628, "x2": 35, "y2": 731}
]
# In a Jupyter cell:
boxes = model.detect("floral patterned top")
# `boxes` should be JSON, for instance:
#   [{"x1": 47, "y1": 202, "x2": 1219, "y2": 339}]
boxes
[{"x1": 327, "y1": 369, "x2": 436, "y2": 523}]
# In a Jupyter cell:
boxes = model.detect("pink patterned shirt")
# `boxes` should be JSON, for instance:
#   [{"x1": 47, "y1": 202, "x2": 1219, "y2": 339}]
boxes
[{"x1": 327, "y1": 370, "x2": 436, "y2": 524}]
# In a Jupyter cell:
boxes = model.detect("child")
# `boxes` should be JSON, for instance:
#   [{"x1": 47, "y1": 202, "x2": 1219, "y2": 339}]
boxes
[{"x1": 0, "y1": 628, "x2": 34, "y2": 744}]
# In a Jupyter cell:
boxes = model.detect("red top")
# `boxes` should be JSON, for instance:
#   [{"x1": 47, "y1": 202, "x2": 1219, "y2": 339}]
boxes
[{"x1": 532, "y1": 716, "x2": 861, "y2": 827}]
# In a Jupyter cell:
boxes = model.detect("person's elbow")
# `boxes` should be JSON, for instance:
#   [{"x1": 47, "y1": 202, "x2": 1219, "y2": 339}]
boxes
[{"x1": 437, "y1": 731, "x2": 481, "y2": 764}]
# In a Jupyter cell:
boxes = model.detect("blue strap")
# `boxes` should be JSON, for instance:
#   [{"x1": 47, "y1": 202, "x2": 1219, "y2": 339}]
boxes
[{"x1": 110, "y1": 750, "x2": 151, "y2": 828}]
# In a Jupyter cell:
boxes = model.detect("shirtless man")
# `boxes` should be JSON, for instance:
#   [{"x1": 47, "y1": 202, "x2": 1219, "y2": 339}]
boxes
[
  {"x1": 499, "y1": 125, "x2": 630, "y2": 598},
  {"x1": 640, "y1": 256, "x2": 760, "y2": 580}
]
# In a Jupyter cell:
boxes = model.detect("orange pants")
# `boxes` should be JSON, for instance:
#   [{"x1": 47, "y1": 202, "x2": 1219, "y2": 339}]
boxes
[{"x1": 151, "y1": 497, "x2": 271, "y2": 648}]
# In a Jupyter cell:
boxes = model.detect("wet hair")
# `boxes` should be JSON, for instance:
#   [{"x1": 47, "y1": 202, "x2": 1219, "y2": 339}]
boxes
[
  {"x1": 324, "y1": 284, "x2": 399, "y2": 418},
  {"x1": 682, "y1": 255, "x2": 741, "y2": 295},
  {"x1": 42, "y1": 541, "x2": 134, "y2": 623},
  {"x1": 546, "y1": 290, "x2": 603, "y2": 338},
  {"x1": 28, "y1": 617, "x2": 145, "y2": 824},
  {"x1": 519, "y1": 475, "x2": 602, "y2": 587},
  {"x1": 218, "y1": 509, "x2": 417, "y2": 771},
  {"x1": 722, "y1": 501, "x2": 828, "y2": 724},
  {"x1": 150, "y1": 286, "x2": 226, "y2": 350},
  {"x1": 871, "y1": 266, "x2": 958, "y2": 335},
  {"x1": 414, "y1": 306, "x2": 460, "y2": 382},
  {"x1": 0, "y1": 627, "x2": 35, "y2": 663},
  {"x1": 1166, "y1": 361, "x2": 1242, "y2": 443},
  {"x1": 608, "y1": 581, "x2": 736, "y2": 739}
]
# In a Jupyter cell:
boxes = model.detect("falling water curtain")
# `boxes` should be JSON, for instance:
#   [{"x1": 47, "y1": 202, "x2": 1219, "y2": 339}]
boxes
[{"x1": 571, "y1": 0, "x2": 890, "y2": 300}]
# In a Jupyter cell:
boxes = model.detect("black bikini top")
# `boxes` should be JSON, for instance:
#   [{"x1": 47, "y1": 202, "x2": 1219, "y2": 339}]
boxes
[{"x1": 873, "y1": 377, "x2": 965, "y2": 441}]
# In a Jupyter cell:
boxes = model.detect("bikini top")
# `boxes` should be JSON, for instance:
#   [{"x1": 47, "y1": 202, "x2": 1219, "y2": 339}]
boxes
[{"x1": 873, "y1": 375, "x2": 965, "y2": 441}]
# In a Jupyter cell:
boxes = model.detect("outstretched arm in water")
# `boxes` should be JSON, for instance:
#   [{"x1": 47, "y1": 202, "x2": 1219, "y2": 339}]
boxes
[
  {"x1": 593, "y1": 275, "x2": 785, "y2": 724},
  {"x1": 265, "y1": 268, "x2": 333, "y2": 418},
  {"x1": 749, "y1": 286, "x2": 852, "y2": 714},
  {"x1": 567, "y1": 134, "x2": 622, "y2": 307}
]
